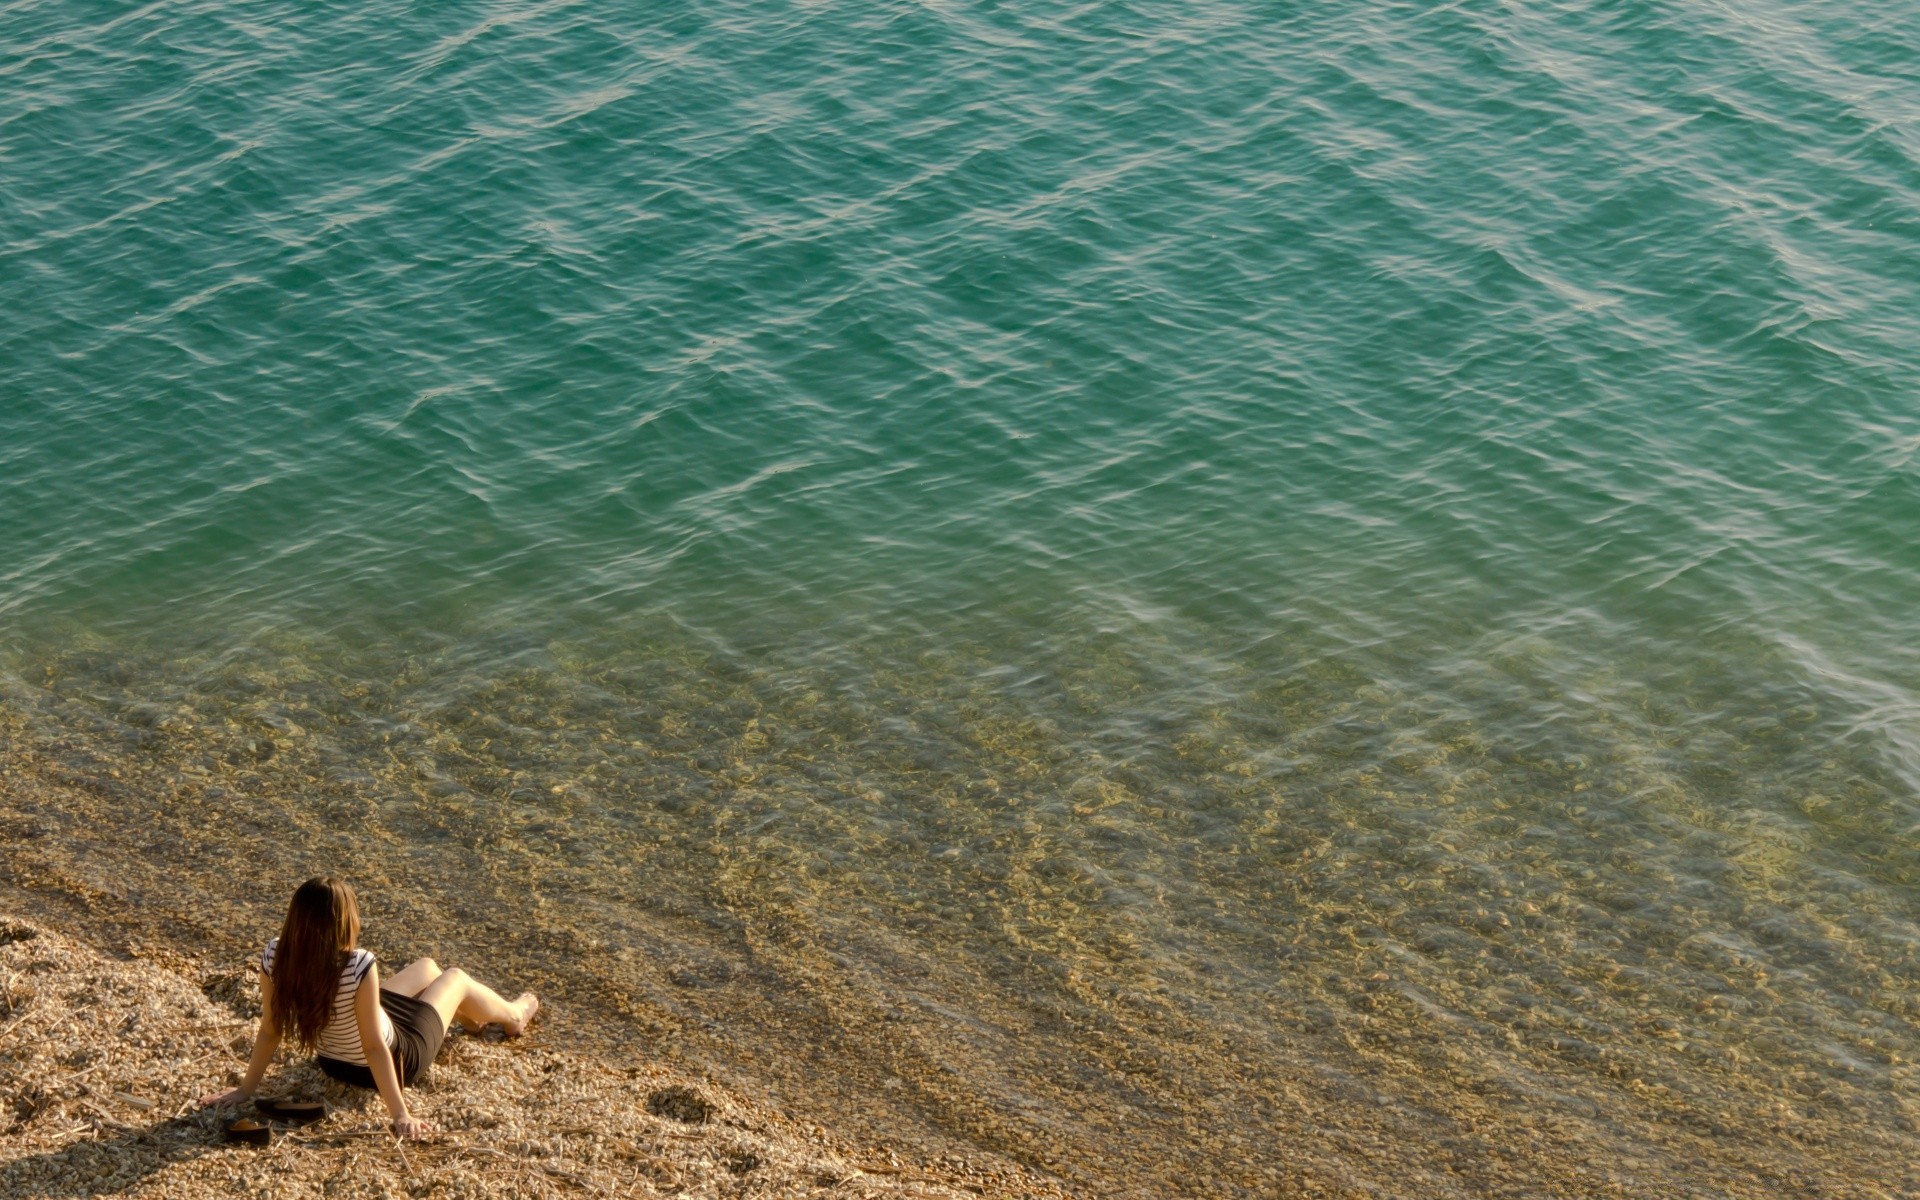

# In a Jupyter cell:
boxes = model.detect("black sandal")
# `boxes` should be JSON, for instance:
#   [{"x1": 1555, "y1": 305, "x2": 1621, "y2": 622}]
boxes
[
  {"x1": 255, "y1": 1099, "x2": 328, "y2": 1126},
  {"x1": 224, "y1": 1118, "x2": 273, "y2": 1147}
]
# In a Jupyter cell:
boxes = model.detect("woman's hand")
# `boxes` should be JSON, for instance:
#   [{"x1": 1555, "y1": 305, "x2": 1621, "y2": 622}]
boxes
[
  {"x1": 391, "y1": 1114, "x2": 433, "y2": 1140},
  {"x1": 354, "y1": 962, "x2": 426, "y2": 1140},
  {"x1": 197, "y1": 1086, "x2": 250, "y2": 1109}
]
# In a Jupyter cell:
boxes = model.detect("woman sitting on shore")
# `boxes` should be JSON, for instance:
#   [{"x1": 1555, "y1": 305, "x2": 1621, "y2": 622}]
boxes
[{"x1": 199, "y1": 876, "x2": 539, "y2": 1140}]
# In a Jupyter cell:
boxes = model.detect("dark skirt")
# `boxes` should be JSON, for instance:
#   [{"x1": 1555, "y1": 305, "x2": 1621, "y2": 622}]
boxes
[{"x1": 316, "y1": 989, "x2": 445, "y2": 1089}]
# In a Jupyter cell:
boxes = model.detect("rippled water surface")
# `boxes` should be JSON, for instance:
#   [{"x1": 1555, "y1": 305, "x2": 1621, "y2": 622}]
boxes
[{"x1": 6, "y1": 2, "x2": 1920, "y2": 1195}]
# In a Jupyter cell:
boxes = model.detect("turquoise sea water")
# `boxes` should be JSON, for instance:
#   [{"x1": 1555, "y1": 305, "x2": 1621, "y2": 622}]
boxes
[{"x1": 6, "y1": 2, "x2": 1920, "y2": 1194}]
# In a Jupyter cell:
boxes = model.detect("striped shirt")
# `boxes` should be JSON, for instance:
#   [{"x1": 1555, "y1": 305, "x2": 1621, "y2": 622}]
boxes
[{"x1": 260, "y1": 938, "x2": 395, "y2": 1066}]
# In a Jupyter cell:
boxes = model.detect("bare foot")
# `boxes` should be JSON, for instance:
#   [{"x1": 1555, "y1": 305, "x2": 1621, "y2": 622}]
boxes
[{"x1": 502, "y1": 992, "x2": 540, "y2": 1037}]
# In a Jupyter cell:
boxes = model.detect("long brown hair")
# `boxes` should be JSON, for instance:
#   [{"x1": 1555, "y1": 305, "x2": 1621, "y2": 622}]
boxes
[{"x1": 267, "y1": 877, "x2": 361, "y2": 1053}]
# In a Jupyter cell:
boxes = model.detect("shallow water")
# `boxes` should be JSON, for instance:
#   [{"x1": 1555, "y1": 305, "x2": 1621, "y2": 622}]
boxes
[{"x1": 5, "y1": 0, "x2": 1920, "y2": 1194}]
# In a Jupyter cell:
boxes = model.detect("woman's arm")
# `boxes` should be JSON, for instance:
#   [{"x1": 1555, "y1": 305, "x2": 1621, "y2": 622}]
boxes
[
  {"x1": 355, "y1": 962, "x2": 431, "y2": 1140},
  {"x1": 198, "y1": 970, "x2": 281, "y2": 1107}
]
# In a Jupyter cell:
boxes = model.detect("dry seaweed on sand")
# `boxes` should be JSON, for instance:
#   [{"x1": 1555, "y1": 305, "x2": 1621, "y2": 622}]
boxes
[{"x1": 0, "y1": 917, "x2": 1067, "y2": 1199}]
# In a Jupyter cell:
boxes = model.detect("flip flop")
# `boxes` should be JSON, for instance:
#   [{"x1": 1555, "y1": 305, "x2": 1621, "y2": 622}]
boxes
[
  {"x1": 224, "y1": 1118, "x2": 273, "y2": 1147},
  {"x1": 254, "y1": 1099, "x2": 328, "y2": 1126}
]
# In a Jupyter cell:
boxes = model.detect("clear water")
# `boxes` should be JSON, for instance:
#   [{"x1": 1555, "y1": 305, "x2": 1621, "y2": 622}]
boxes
[{"x1": 5, "y1": 1, "x2": 1920, "y2": 1194}]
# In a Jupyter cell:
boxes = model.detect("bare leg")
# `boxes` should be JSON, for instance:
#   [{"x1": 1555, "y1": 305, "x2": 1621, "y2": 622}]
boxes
[
  {"x1": 382, "y1": 957, "x2": 443, "y2": 997},
  {"x1": 416, "y1": 967, "x2": 539, "y2": 1036}
]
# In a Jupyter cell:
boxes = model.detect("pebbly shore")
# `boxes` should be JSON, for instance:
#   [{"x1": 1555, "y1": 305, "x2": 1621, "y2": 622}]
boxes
[{"x1": 0, "y1": 916, "x2": 1071, "y2": 1200}]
